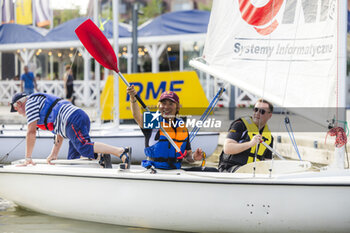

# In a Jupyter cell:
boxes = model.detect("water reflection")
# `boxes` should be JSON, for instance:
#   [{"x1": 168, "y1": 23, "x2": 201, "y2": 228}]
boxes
[{"x1": 0, "y1": 198, "x2": 177, "y2": 233}]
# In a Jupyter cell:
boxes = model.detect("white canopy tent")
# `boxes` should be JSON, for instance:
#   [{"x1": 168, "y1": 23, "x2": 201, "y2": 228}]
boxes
[{"x1": 0, "y1": 11, "x2": 211, "y2": 106}]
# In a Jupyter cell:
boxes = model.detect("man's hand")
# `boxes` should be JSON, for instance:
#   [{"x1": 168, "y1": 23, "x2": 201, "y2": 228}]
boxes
[
  {"x1": 250, "y1": 134, "x2": 262, "y2": 147},
  {"x1": 193, "y1": 148, "x2": 204, "y2": 161},
  {"x1": 126, "y1": 85, "x2": 143, "y2": 127},
  {"x1": 126, "y1": 85, "x2": 137, "y2": 101},
  {"x1": 16, "y1": 158, "x2": 36, "y2": 167},
  {"x1": 46, "y1": 153, "x2": 58, "y2": 165},
  {"x1": 47, "y1": 135, "x2": 63, "y2": 165},
  {"x1": 186, "y1": 148, "x2": 204, "y2": 162},
  {"x1": 22, "y1": 121, "x2": 38, "y2": 166}
]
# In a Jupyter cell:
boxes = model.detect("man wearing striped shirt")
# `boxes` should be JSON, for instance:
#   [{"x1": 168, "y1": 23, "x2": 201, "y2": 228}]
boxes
[{"x1": 10, "y1": 92, "x2": 131, "y2": 168}]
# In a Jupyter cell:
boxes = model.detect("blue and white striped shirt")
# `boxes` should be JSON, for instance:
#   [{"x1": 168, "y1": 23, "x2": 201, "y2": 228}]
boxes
[
  {"x1": 25, "y1": 95, "x2": 46, "y2": 125},
  {"x1": 54, "y1": 104, "x2": 79, "y2": 137},
  {"x1": 25, "y1": 96, "x2": 79, "y2": 138}
]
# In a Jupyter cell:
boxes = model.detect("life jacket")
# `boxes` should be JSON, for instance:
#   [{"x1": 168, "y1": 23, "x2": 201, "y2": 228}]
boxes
[
  {"x1": 32, "y1": 93, "x2": 68, "y2": 132},
  {"x1": 219, "y1": 116, "x2": 272, "y2": 167},
  {"x1": 143, "y1": 118, "x2": 189, "y2": 169}
]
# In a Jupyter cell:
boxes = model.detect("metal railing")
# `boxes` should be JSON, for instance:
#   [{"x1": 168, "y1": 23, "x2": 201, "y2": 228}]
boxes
[
  {"x1": 0, "y1": 79, "x2": 254, "y2": 108},
  {"x1": 0, "y1": 80, "x2": 104, "y2": 107}
]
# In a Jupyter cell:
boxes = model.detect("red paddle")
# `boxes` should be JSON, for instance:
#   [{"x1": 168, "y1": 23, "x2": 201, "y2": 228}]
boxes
[
  {"x1": 75, "y1": 19, "x2": 185, "y2": 158},
  {"x1": 75, "y1": 19, "x2": 118, "y2": 72},
  {"x1": 75, "y1": 19, "x2": 146, "y2": 108}
]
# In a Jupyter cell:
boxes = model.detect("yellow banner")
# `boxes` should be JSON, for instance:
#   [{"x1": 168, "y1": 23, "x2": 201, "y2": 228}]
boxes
[
  {"x1": 16, "y1": 0, "x2": 33, "y2": 25},
  {"x1": 101, "y1": 71, "x2": 209, "y2": 120}
]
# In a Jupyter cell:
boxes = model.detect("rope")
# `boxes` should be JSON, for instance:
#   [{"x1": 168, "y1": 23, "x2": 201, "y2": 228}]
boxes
[
  {"x1": 284, "y1": 117, "x2": 302, "y2": 160},
  {"x1": 325, "y1": 127, "x2": 347, "y2": 148},
  {"x1": 189, "y1": 87, "x2": 225, "y2": 142},
  {"x1": 335, "y1": 119, "x2": 349, "y2": 137},
  {"x1": 0, "y1": 137, "x2": 26, "y2": 163},
  {"x1": 253, "y1": 0, "x2": 279, "y2": 175},
  {"x1": 276, "y1": 1, "x2": 302, "y2": 161}
]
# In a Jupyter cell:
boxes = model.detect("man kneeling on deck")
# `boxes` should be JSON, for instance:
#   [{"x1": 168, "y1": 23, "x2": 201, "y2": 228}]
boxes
[
  {"x1": 10, "y1": 92, "x2": 131, "y2": 168},
  {"x1": 218, "y1": 99, "x2": 274, "y2": 173},
  {"x1": 127, "y1": 86, "x2": 213, "y2": 170}
]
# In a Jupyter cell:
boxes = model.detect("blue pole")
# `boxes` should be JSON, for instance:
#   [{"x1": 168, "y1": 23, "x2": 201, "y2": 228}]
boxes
[{"x1": 189, "y1": 87, "x2": 225, "y2": 142}]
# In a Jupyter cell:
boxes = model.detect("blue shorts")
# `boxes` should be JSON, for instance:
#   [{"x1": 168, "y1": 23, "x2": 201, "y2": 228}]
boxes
[
  {"x1": 24, "y1": 88, "x2": 34, "y2": 95},
  {"x1": 65, "y1": 109, "x2": 95, "y2": 159}
]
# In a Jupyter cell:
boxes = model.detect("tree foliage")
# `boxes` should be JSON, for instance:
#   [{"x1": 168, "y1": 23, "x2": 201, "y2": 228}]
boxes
[
  {"x1": 197, "y1": 2, "x2": 212, "y2": 11},
  {"x1": 139, "y1": 0, "x2": 163, "y2": 25},
  {"x1": 53, "y1": 8, "x2": 81, "y2": 26}
]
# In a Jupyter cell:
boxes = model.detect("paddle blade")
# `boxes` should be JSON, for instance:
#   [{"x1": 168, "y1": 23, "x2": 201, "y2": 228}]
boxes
[{"x1": 75, "y1": 19, "x2": 119, "y2": 72}]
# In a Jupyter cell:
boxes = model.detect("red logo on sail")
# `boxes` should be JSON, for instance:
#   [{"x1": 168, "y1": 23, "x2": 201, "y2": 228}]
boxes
[{"x1": 238, "y1": 0, "x2": 284, "y2": 35}]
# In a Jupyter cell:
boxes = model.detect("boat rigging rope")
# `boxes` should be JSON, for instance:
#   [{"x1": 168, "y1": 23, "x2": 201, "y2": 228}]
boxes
[
  {"x1": 254, "y1": 0, "x2": 279, "y2": 175},
  {"x1": 325, "y1": 126, "x2": 349, "y2": 168},
  {"x1": 325, "y1": 127, "x2": 347, "y2": 148},
  {"x1": 284, "y1": 117, "x2": 302, "y2": 160},
  {"x1": 274, "y1": 1, "x2": 302, "y2": 161},
  {"x1": 0, "y1": 137, "x2": 26, "y2": 163},
  {"x1": 189, "y1": 87, "x2": 225, "y2": 142},
  {"x1": 0, "y1": 127, "x2": 48, "y2": 163}
]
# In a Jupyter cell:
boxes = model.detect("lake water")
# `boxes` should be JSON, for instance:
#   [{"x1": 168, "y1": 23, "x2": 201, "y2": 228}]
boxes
[{"x1": 0, "y1": 198, "x2": 178, "y2": 233}]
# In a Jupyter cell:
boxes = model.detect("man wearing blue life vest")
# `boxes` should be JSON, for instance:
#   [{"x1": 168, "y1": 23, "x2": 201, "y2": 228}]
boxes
[
  {"x1": 127, "y1": 86, "x2": 204, "y2": 170},
  {"x1": 10, "y1": 92, "x2": 131, "y2": 168},
  {"x1": 218, "y1": 99, "x2": 274, "y2": 172}
]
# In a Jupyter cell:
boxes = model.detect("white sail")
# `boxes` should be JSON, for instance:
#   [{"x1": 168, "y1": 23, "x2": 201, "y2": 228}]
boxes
[{"x1": 190, "y1": 0, "x2": 344, "y2": 126}]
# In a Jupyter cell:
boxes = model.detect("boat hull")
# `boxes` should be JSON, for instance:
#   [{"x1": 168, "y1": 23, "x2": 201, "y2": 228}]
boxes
[
  {"x1": 0, "y1": 164, "x2": 349, "y2": 232},
  {"x1": 0, "y1": 129, "x2": 219, "y2": 163}
]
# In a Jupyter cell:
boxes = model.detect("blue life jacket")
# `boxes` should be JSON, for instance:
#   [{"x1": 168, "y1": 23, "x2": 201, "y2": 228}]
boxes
[
  {"x1": 143, "y1": 118, "x2": 189, "y2": 170},
  {"x1": 32, "y1": 93, "x2": 68, "y2": 133}
]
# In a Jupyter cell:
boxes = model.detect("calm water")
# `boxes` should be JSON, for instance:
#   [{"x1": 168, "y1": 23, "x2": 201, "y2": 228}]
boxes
[{"x1": 0, "y1": 199, "x2": 178, "y2": 233}]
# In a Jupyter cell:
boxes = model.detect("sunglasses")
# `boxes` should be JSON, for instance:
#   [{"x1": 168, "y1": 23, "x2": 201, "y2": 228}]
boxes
[{"x1": 254, "y1": 107, "x2": 269, "y2": 115}]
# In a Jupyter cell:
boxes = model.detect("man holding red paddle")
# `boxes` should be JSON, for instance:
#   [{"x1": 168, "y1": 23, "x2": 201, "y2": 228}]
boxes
[
  {"x1": 127, "y1": 86, "x2": 204, "y2": 169},
  {"x1": 75, "y1": 20, "x2": 192, "y2": 160}
]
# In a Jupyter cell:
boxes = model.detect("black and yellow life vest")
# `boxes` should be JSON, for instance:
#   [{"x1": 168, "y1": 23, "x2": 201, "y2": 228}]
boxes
[{"x1": 219, "y1": 116, "x2": 272, "y2": 167}]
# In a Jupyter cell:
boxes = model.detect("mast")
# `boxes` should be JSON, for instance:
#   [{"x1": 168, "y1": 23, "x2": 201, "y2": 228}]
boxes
[
  {"x1": 329, "y1": 0, "x2": 348, "y2": 170},
  {"x1": 112, "y1": 0, "x2": 120, "y2": 128},
  {"x1": 338, "y1": 0, "x2": 347, "y2": 122},
  {"x1": 93, "y1": 0, "x2": 101, "y2": 125}
]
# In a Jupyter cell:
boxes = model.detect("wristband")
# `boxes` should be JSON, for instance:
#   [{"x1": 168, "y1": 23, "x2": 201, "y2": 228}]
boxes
[
  {"x1": 25, "y1": 157, "x2": 32, "y2": 161},
  {"x1": 130, "y1": 99, "x2": 137, "y2": 103}
]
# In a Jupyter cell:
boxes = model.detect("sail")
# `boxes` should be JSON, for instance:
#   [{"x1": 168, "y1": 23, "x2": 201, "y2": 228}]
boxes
[{"x1": 190, "y1": 0, "x2": 343, "y2": 126}]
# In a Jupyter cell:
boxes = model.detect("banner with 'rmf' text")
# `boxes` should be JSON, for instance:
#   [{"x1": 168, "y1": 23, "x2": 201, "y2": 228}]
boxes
[{"x1": 100, "y1": 71, "x2": 209, "y2": 120}]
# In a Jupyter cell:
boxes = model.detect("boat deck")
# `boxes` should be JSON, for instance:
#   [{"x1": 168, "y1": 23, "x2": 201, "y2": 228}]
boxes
[{"x1": 2, "y1": 159, "x2": 350, "y2": 186}]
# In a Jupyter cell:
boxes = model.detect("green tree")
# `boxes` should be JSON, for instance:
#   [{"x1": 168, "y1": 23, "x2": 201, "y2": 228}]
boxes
[
  {"x1": 197, "y1": 2, "x2": 212, "y2": 11},
  {"x1": 53, "y1": 8, "x2": 81, "y2": 26},
  {"x1": 139, "y1": 0, "x2": 163, "y2": 25}
]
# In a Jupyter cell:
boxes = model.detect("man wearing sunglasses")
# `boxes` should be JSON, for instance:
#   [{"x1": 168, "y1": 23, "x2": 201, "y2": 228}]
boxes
[
  {"x1": 218, "y1": 99, "x2": 274, "y2": 172},
  {"x1": 10, "y1": 92, "x2": 131, "y2": 168}
]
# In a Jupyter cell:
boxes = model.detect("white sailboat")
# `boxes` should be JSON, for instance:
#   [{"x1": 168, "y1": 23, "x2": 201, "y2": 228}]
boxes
[
  {"x1": 0, "y1": 160, "x2": 349, "y2": 233},
  {"x1": 0, "y1": 1, "x2": 349, "y2": 233}
]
